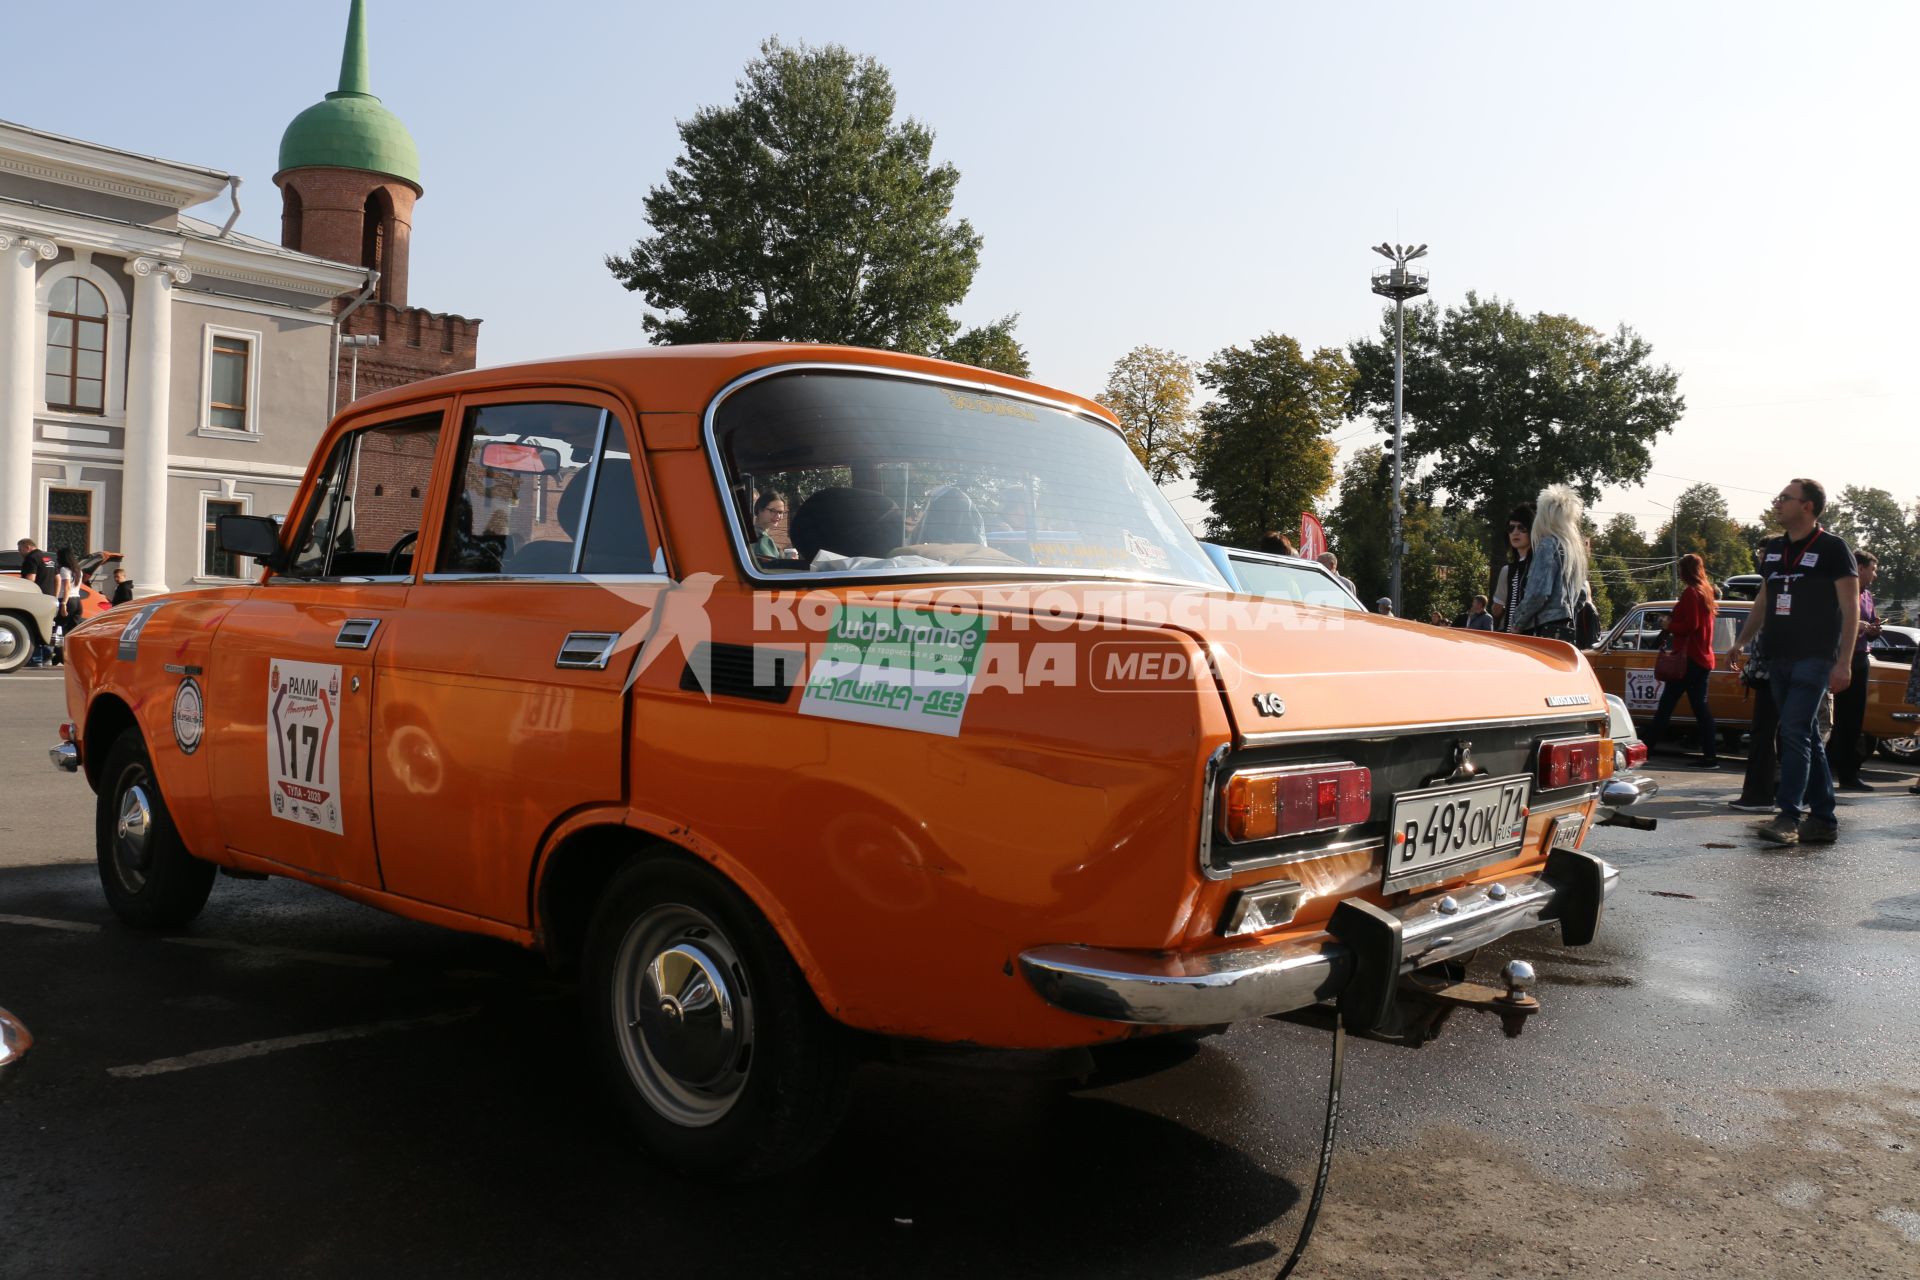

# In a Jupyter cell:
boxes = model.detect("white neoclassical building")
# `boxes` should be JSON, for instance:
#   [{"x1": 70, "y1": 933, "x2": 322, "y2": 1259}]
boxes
[{"x1": 1, "y1": 119, "x2": 370, "y2": 593}]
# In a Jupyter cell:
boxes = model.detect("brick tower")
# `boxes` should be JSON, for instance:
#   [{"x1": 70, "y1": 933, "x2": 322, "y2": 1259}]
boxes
[{"x1": 275, "y1": 0, "x2": 479, "y2": 408}]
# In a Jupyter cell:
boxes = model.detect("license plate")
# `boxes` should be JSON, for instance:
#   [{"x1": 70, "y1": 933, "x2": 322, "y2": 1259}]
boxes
[{"x1": 1384, "y1": 774, "x2": 1531, "y2": 892}]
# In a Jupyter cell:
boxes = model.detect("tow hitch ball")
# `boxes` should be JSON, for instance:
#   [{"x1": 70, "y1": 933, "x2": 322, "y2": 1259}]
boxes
[{"x1": 1404, "y1": 959, "x2": 1541, "y2": 1038}]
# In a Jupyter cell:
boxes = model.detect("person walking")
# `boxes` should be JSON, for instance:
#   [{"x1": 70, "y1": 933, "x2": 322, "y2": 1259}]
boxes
[
  {"x1": 1829, "y1": 550, "x2": 1880, "y2": 791},
  {"x1": 1727, "y1": 654, "x2": 1780, "y2": 812},
  {"x1": 1728, "y1": 478, "x2": 1859, "y2": 845},
  {"x1": 1644, "y1": 553, "x2": 1720, "y2": 768},
  {"x1": 1489, "y1": 505, "x2": 1535, "y2": 634},
  {"x1": 1508, "y1": 486, "x2": 1589, "y2": 642},
  {"x1": 51, "y1": 547, "x2": 84, "y2": 664},
  {"x1": 1455, "y1": 594, "x2": 1495, "y2": 631},
  {"x1": 109, "y1": 568, "x2": 134, "y2": 606},
  {"x1": 15, "y1": 538, "x2": 58, "y2": 666}
]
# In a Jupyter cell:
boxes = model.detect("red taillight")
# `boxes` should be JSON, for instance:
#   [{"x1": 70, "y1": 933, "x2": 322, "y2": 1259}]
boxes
[
  {"x1": 58, "y1": 722, "x2": 76, "y2": 744},
  {"x1": 1539, "y1": 736, "x2": 1604, "y2": 789},
  {"x1": 1221, "y1": 764, "x2": 1372, "y2": 843},
  {"x1": 1624, "y1": 741, "x2": 1649, "y2": 769}
]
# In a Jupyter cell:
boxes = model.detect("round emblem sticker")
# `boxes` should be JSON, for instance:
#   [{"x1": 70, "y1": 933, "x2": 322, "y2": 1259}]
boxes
[{"x1": 172, "y1": 678, "x2": 205, "y2": 756}]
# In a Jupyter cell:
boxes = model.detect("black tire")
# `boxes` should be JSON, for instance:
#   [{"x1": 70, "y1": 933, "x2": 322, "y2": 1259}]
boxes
[
  {"x1": 582, "y1": 856, "x2": 852, "y2": 1180},
  {"x1": 0, "y1": 613, "x2": 33, "y2": 674},
  {"x1": 95, "y1": 731, "x2": 217, "y2": 929},
  {"x1": 1876, "y1": 734, "x2": 1920, "y2": 763}
]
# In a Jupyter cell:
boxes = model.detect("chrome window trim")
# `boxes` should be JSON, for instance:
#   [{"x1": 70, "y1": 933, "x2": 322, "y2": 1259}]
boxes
[
  {"x1": 418, "y1": 572, "x2": 675, "y2": 586},
  {"x1": 265, "y1": 574, "x2": 411, "y2": 586},
  {"x1": 700, "y1": 361, "x2": 1226, "y2": 593},
  {"x1": 1236, "y1": 710, "x2": 1600, "y2": 748}
]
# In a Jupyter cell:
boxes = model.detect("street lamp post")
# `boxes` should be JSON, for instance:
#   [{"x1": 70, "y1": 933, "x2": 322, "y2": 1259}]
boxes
[
  {"x1": 1370, "y1": 243, "x2": 1429, "y2": 617},
  {"x1": 340, "y1": 333, "x2": 380, "y2": 404}
]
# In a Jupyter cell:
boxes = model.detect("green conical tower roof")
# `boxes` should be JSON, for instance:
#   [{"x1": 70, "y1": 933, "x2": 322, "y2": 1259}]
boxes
[{"x1": 277, "y1": 0, "x2": 421, "y2": 189}]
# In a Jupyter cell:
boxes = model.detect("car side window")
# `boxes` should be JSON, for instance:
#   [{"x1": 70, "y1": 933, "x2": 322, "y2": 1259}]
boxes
[
  {"x1": 1610, "y1": 610, "x2": 1648, "y2": 650},
  {"x1": 282, "y1": 413, "x2": 443, "y2": 580},
  {"x1": 1712, "y1": 610, "x2": 1747, "y2": 655},
  {"x1": 435, "y1": 402, "x2": 648, "y2": 577}
]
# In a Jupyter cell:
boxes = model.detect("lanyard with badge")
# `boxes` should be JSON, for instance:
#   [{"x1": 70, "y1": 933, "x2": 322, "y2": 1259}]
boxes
[{"x1": 1773, "y1": 525, "x2": 1821, "y2": 617}]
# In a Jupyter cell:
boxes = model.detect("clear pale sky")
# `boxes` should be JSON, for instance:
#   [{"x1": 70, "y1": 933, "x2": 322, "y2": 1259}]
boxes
[{"x1": 10, "y1": 1, "x2": 1913, "y2": 538}]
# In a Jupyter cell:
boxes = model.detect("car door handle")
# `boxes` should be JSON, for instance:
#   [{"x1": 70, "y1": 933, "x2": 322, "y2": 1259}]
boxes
[
  {"x1": 556, "y1": 632, "x2": 619, "y2": 670},
  {"x1": 335, "y1": 619, "x2": 380, "y2": 650}
]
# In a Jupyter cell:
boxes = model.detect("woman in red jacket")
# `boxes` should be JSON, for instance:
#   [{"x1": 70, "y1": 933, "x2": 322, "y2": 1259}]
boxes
[{"x1": 1647, "y1": 553, "x2": 1721, "y2": 767}]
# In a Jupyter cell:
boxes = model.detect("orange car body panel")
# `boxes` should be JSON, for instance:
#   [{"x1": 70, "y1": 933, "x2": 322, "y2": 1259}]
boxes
[{"x1": 60, "y1": 344, "x2": 1613, "y2": 1050}]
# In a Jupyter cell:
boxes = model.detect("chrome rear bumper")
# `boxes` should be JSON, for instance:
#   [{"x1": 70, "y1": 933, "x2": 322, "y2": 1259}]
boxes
[
  {"x1": 1020, "y1": 848, "x2": 1617, "y2": 1026},
  {"x1": 49, "y1": 742, "x2": 79, "y2": 773}
]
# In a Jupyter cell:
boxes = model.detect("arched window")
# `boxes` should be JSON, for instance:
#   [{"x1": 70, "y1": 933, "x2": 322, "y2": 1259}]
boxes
[
  {"x1": 46, "y1": 278, "x2": 108, "y2": 413},
  {"x1": 361, "y1": 190, "x2": 391, "y2": 300}
]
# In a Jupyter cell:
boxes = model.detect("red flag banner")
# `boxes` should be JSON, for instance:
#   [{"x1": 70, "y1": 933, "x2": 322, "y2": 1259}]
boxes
[{"x1": 1298, "y1": 512, "x2": 1327, "y2": 560}]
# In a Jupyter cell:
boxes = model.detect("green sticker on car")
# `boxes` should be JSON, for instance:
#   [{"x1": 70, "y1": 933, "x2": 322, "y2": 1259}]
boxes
[{"x1": 800, "y1": 604, "x2": 987, "y2": 736}]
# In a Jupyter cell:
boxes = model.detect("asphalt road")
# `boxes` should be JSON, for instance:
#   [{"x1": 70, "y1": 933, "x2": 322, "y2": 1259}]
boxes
[{"x1": 2, "y1": 669, "x2": 1916, "y2": 1278}]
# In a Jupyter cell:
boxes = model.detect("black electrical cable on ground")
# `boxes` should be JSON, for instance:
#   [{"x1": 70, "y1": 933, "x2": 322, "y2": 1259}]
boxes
[{"x1": 1274, "y1": 1019, "x2": 1347, "y2": 1279}]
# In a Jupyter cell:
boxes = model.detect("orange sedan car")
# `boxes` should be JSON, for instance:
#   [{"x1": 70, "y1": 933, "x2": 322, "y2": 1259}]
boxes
[
  {"x1": 52, "y1": 345, "x2": 1636, "y2": 1177},
  {"x1": 1587, "y1": 599, "x2": 1919, "y2": 758}
]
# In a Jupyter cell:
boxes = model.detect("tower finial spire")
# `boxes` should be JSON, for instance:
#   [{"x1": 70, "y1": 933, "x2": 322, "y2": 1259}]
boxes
[{"x1": 335, "y1": 0, "x2": 371, "y2": 97}]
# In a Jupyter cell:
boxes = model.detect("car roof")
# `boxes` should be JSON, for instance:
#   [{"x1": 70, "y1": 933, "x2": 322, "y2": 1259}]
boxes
[{"x1": 338, "y1": 343, "x2": 1117, "y2": 425}]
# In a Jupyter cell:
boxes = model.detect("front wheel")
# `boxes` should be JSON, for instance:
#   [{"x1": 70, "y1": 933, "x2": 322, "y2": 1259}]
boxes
[
  {"x1": 96, "y1": 732, "x2": 217, "y2": 929},
  {"x1": 582, "y1": 856, "x2": 852, "y2": 1180}
]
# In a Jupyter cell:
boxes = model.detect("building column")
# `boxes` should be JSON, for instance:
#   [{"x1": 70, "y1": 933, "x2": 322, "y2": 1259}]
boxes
[
  {"x1": 124, "y1": 257, "x2": 190, "y2": 594},
  {"x1": 0, "y1": 230, "x2": 57, "y2": 549}
]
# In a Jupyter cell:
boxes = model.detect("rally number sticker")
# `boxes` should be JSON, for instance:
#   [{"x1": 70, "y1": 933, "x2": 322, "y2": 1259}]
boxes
[
  {"x1": 1625, "y1": 669, "x2": 1662, "y2": 712},
  {"x1": 268, "y1": 659, "x2": 342, "y2": 834}
]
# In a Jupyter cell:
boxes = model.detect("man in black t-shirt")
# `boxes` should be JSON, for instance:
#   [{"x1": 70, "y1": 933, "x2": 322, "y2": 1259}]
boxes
[
  {"x1": 1729, "y1": 478, "x2": 1859, "y2": 845},
  {"x1": 14, "y1": 538, "x2": 58, "y2": 666}
]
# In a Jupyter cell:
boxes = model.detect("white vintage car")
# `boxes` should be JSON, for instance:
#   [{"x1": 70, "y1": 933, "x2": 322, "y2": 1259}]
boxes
[{"x1": 0, "y1": 576, "x2": 58, "y2": 673}]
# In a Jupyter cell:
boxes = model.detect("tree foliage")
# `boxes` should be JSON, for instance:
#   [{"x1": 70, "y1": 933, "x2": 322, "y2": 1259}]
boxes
[
  {"x1": 1348, "y1": 293, "x2": 1685, "y2": 573},
  {"x1": 1190, "y1": 335, "x2": 1351, "y2": 548},
  {"x1": 1651, "y1": 483, "x2": 1755, "y2": 587},
  {"x1": 1097, "y1": 345, "x2": 1199, "y2": 484},
  {"x1": 1826, "y1": 486, "x2": 1919, "y2": 600},
  {"x1": 1325, "y1": 446, "x2": 1488, "y2": 622},
  {"x1": 939, "y1": 314, "x2": 1030, "y2": 377},
  {"x1": 607, "y1": 38, "x2": 984, "y2": 353},
  {"x1": 1592, "y1": 513, "x2": 1653, "y2": 624}
]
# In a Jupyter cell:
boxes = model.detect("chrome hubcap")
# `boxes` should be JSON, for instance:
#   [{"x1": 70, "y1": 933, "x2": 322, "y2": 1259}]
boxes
[
  {"x1": 0, "y1": 627, "x2": 19, "y2": 661},
  {"x1": 612, "y1": 905, "x2": 752, "y2": 1127},
  {"x1": 114, "y1": 781, "x2": 154, "y2": 891}
]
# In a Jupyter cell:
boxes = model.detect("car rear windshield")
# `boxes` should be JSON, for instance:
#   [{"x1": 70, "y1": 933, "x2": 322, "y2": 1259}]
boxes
[
  {"x1": 712, "y1": 370, "x2": 1225, "y2": 587},
  {"x1": 1226, "y1": 555, "x2": 1363, "y2": 610}
]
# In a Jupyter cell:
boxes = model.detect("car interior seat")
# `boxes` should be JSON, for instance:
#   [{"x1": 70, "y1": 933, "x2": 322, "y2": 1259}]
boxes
[
  {"x1": 914, "y1": 485, "x2": 986, "y2": 546},
  {"x1": 790, "y1": 487, "x2": 904, "y2": 562}
]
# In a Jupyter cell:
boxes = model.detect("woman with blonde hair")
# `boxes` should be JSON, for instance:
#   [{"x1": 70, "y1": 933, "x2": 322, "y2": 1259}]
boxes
[{"x1": 1508, "y1": 484, "x2": 1590, "y2": 642}]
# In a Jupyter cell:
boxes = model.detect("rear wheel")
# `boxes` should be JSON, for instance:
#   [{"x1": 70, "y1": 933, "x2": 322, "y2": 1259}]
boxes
[
  {"x1": 582, "y1": 856, "x2": 852, "y2": 1180},
  {"x1": 96, "y1": 732, "x2": 217, "y2": 928}
]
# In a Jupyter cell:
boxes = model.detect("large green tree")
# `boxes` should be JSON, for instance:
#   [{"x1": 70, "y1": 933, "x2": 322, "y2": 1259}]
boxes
[
  {"x1": 940, "y1": 314, "x2": 1030, "y2": 377},
  {"x1": 1651, "y1": 483, "x2": 1755, "y2": 588},
  {"x1": 607, "y1": 38, "x2": 985, "y2": 353},
  {"x1": 1191, "y1": 335, "x2": 1351, "y2": 547},
  {"x1": 1097, "y1": 345, "x2": 1199, "y2": 484},
  {"x1": 1592, "y1": 512, "x2": 1654, "y2": 624},
  {"x1": 1348, "y1": 293, "x2": 1685, "y2": 571},
  {"x1": 1325, "y1": 446, "x2": 1486, "y2": 621},
  {"x1": 1826, "y1": 486, "x2": 1918, "y2": 599}
]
